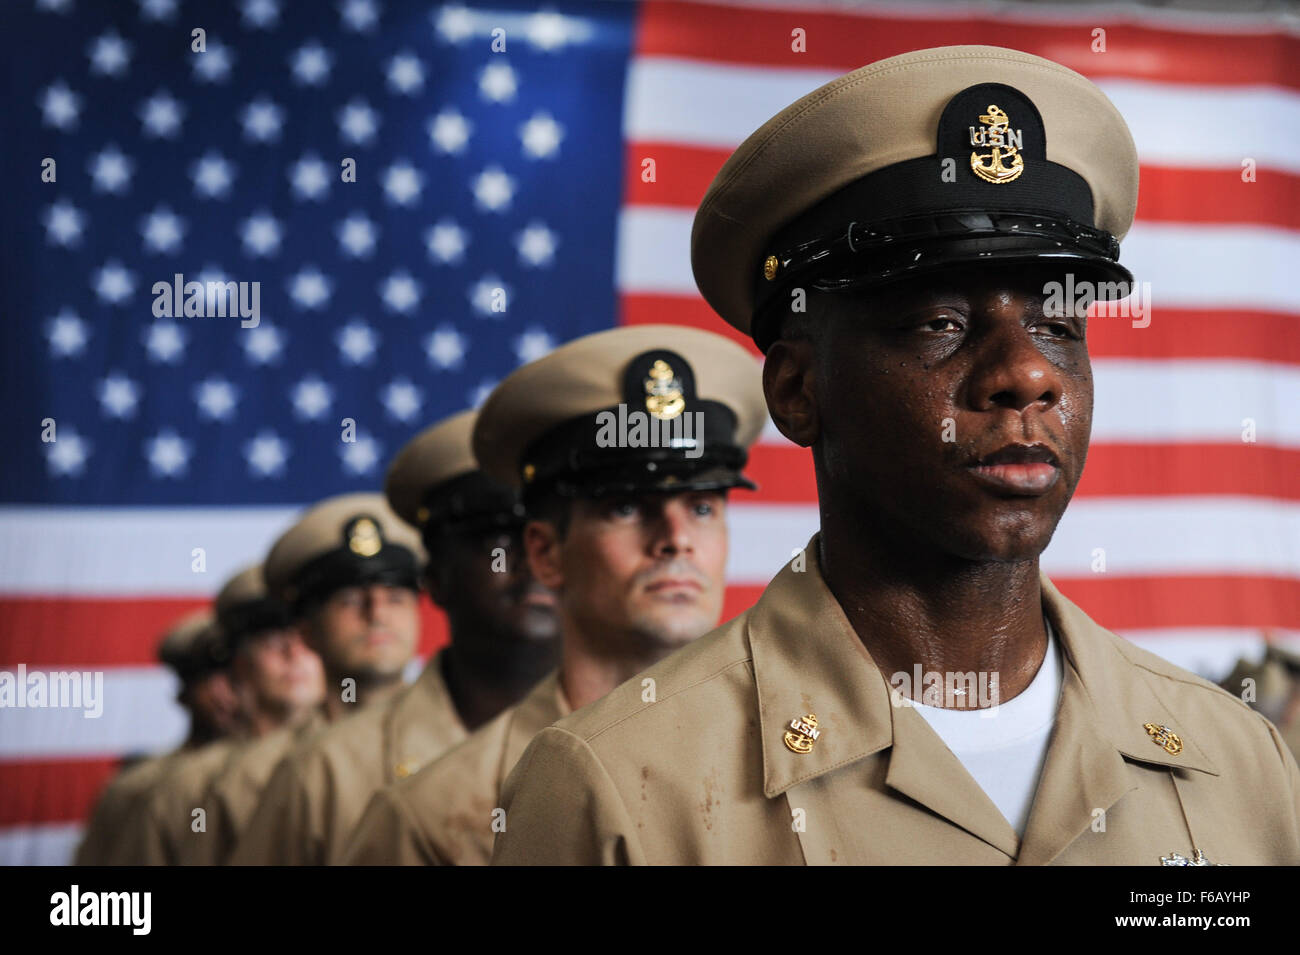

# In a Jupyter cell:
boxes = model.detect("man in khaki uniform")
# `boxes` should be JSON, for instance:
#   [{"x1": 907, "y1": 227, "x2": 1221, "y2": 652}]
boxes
[
  {"x1": 76, "y1": 611, "x2": 237, "y2": 865},
  {"x1": 229, "y1": 492, "x2": 428, "y2": 864},
  {"x1": 493, "y1": 45, "x2": 1300, "y2": 865},
  {"x1": 342, "y1": 326, "x2": 765, "y2": 864},
  {"x1": 234, "y1": 412, "x2": 562, "y2": 864},
  {"x1": 1220, "y1": 641, "x2": 1300, "y2": 762},
  {"x1": 181, "y1": 564, "x2": 326, "y2": 865},
  {"x1": 106, "y1": 614, "x2": 244, "y2": 866}
]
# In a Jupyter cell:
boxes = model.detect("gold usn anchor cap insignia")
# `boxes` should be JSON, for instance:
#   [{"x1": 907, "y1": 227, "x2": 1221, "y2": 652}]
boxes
[
  {"x1": 347, "y1": 517, "x2": 383, "y2": 558},
  {"x1": 783, "y1": 713, "x2": 820, "y2": 754},
  {"x1": 1143, "y1": 722, "x2": 1183, "y2": 756},
  {"x1": 644, "y1": 359, "x2": 685, "y2": 420},
  {"x1": 969, "y1": 104, "x2": 1024, "y2": 184}
]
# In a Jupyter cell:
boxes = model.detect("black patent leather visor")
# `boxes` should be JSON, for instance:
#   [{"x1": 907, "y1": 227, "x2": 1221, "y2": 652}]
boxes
[{"x1": 752, "y1": 211, "x2": 1132, "y2": 351}]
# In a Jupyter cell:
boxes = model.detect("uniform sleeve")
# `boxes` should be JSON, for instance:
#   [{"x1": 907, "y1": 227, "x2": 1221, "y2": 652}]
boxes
[
  {"x1": 228, "y1": 758, "x2": 320, "y2": 865},
  {"x1": 337, "y1": 788, "x2": 433, "y2": 866},
  {"x1": 111, "y1": 794, "x2": 173, "y2": 866},
  {"x1": 490, "y1": 726, "x2": 643, "y2": 866},
  {"x1": 1263, "y1": 717, "x2": 1300, "y2": 863},
  {"x1": 74, "y1": 781, "x2": 134, "y2": 866}
]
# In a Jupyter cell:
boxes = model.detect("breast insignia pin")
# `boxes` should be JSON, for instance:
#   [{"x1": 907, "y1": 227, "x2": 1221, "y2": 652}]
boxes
[
  {"x1": 1161, "y1": 849, "x2": 1222, "y2": 866},
  {"x1": 783, "y1": 713, "x2": 821, "y2": 754},
  {"x1": 1143, "y1": 722, "x2": 1183, "y2": 756}
]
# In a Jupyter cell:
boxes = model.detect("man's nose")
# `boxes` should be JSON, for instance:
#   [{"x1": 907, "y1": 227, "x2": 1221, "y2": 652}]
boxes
[
  {"x1": 966, "y1": 309, "x2": 1064, "y2": 415},
  {"x1": 649, "y1": 500, "x2": 695, "y2": 558}
]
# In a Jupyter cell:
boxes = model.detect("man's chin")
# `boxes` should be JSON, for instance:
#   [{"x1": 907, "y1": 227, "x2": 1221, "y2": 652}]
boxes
[{"x1": 631, "y1": 610, "x2": 719, "y2": 647}]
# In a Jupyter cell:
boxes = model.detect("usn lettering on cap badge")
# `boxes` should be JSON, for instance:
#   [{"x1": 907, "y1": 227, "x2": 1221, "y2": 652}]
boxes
[
  {"x1": 969, "y1": 104, "x2": 1024, "y2": 184},
  {"x1": 1143, "y1": 722, "x2": 1183, "y2": 756},
  {"x1": 347, "y1": 516, "x2": 383, "y2": 557},
  {"x1": 783, "y1": 713, "x2": 821, "y2": 754},
  {"x1": 644, "y1": 359, "x2": 686, "y2": 420}
]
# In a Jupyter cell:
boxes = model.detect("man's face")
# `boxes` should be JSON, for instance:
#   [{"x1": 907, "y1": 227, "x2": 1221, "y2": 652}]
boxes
[
  {"x1": 302, "y1": 583, "x2": 420, "y2": 682},
  {"x1": 426, "y1": 525, "x2": 559, "y2": 647},
  {"x1": 186, "y1": 669, "x2": 240, "y2": 737},
  {"x1": 235, "y1": 627, "x2": 326, "y2": 715},
  {"x1": 801, "y1": 266, "x2": 1092, "y2": 562},
  {"x1": 527, "y1": 490, "x2": 730, "y2": 650}
]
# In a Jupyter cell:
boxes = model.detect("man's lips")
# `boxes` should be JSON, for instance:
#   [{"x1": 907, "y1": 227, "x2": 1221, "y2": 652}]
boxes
[
  {"x1": 361, "y1": 629, "x2": 398, "y2": 647},
  {"x1": 967, "y1": 443, "x2": 1061, "y2": 495},
  {"x1": 967, "y1": 463, "x2": 1059, "y2": 494},
  {"x1": 517, "y1": 588, "x2": 557, "y2": 609},
  {"x1": 644, "y1": 578, "x2": 704, "y2": 595}
]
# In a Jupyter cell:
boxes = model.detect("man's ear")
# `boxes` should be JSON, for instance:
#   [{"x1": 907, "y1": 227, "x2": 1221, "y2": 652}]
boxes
[
  {"x1": 763, "y1": 339, "x2": 820, "y2": 448},
  {"x1": 524, "y1": 519, "x2": 564, "y2": 591},
  {"x1": 297, "y1": 612, "x2": 326, "y2": 656}
]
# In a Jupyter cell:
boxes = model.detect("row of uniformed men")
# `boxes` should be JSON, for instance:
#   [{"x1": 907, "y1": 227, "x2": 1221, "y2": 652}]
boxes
[
  {"x1": 77, "y1": 43, "x2": 1300, "y2": 865},
  {"x1": 77, "y1": 322, "x2": 767, "y2": 866}
]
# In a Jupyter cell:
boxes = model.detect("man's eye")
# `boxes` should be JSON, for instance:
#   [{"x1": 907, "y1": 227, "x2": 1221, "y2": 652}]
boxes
[
  {"x1": 608, "y1": 501, "x2": 639, "y2": 519},
  {"x1": 692, "y1": 500, "x2": 716, "y2": 517},
  {"x1": 1032, "y1": 321, "x2": 1074, "y2": 338},
  {"x1": 921, "y1": 315, "x2": 962, "y2": 332}
]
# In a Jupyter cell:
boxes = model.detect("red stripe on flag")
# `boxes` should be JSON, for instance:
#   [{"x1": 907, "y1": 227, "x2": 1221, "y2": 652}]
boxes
[
  {"x1": 1073, "y1": 444, "x2": 1300, "y2": 500},
  {"x1": 0, "y1": 757, "x2": 117, "y2": 827},
  {"x1": 635, "y1": 0, "x2": 1300, "y2": 90},
  {"x1": 622, "y1": 294, "x2": 1300, "y2": 366},
  {"x1": 1052, "y1": 574, "x2": 1300, "y2": 631},
  {"x1": 621, "y1": 293, "x2": 755, "y2": 350},
  {"x1": 744, "y1": 442, "x2": 1300, "y2": 505},
  {"x1": 1085, "y1": 309, "x2": 1300, "y2": 364},
  {"x1": 0, "y1": 597, "x2": 450, "y2": 669},
  {"x1": 626, "y1": 145, "x2": 1300, "y2": 229}
]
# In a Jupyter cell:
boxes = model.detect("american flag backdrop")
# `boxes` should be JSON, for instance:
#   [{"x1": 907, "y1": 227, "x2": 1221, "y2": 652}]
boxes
[{"x1": 1, "y1": 0, "x2": 1297, "y2": 865}]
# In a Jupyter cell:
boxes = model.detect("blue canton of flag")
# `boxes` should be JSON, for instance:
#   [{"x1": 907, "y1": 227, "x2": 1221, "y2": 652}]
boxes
[{"x1": 3, "y1": 0, "x2": 635, "y2": 505}]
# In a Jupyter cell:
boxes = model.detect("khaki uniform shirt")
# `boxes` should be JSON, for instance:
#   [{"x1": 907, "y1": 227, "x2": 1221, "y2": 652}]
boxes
[
  {"x1": 231, "y1": 654, "x2": 467, "y2": 865},
  {"x1": 74, "y1": 752, "x2": 178, "y2": 865},
  {"x1": 493, "y1": 539, "x2": 1300, "y2": 865},
  {"x1": 341, "y1": 672, "x2": 568, "y2": 865},
  {"x1": 113, "y1": 739, "x2": 241, "y2": 866},
  {"x1": 187, "y1": 712, "x2": 326, "y2": 865}
]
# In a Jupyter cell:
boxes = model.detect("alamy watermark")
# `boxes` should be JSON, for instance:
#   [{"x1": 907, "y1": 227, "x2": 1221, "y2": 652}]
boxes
[
  {"x1": 152, "y1": 272, "x2": 260, "y2": 327},
  {"x1": 889, "y1": 666, "x2": 1001, "y2": 713},
  {"x1": 1043, "y1": 274, "x2": 1151, "y2": 329},
  {"x1": 0, "y1": 665, "x2": 103, "y2": 718},
  {"x1": 595, "y1": 404, "x2": 705, "y2": 459}
]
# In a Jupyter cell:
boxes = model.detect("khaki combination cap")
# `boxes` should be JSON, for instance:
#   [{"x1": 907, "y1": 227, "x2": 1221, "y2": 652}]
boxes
[
  {"x1": 264, "y1": 493, "x2": 425, "y2": 614},
  {"x1": 473, "y1": 324, "x2": 768, "y2": 502},
  {"x1": 385, "y1": 409, "x2": 524, "y2": 537},
  {"x1": 691, "y1": 44, "x2": 1140, "y2": 349},
  {"x1": 214, "y1": 563, "x2": 290, "y2": 650},
  {"x1": 157, "y1": 609, "x2": 225, "y2": 681}
]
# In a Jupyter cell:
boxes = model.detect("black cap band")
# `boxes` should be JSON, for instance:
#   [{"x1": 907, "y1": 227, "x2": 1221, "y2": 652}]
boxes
[
  {"x1": 516, "y1": 348, "x2": 755, "y2": 507},
  {"x1": 418, "y1": 471, "x2": 527, "y2": 548},
  {"x1": 286, "y1": 514, "x2": 420, "y2": 617},
  {"x1": 218, "y1": 597, "x2": 291, "y2": 651}
]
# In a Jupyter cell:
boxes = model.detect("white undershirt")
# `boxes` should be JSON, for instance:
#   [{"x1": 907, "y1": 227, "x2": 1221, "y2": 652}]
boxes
[{"x1": 907, "y1": 616, "x2": 1063, "y2": 836}]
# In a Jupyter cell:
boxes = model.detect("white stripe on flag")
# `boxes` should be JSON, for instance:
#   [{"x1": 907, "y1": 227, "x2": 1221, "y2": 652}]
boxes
[
  {"x1": 625, "y1": 59, "x2": 1300, "y2": 172},
  {"x1": 0, "y1": 506, "x2": 299, "y2": 596},
  {"x1": 0, "y1": 822, "x2": 82, "y2": 867},
  {"x1": 726, "y1": 498, "x2": 1300, "y2": 580},
  {"x1": 2, "y1": 497, "x2": 1299, "y2": 595},
  {"x1": 617, "y1": 206, "x2": 1300, "y2": 313},
  {"x1": 0, "y1": 667, "x2": 186, "y2": 759}
]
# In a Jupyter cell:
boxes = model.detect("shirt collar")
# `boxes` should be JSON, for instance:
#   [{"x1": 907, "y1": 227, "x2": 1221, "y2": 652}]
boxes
[{"x1": 749, "y1": 534, "x2": 1219, "y2": 802}]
